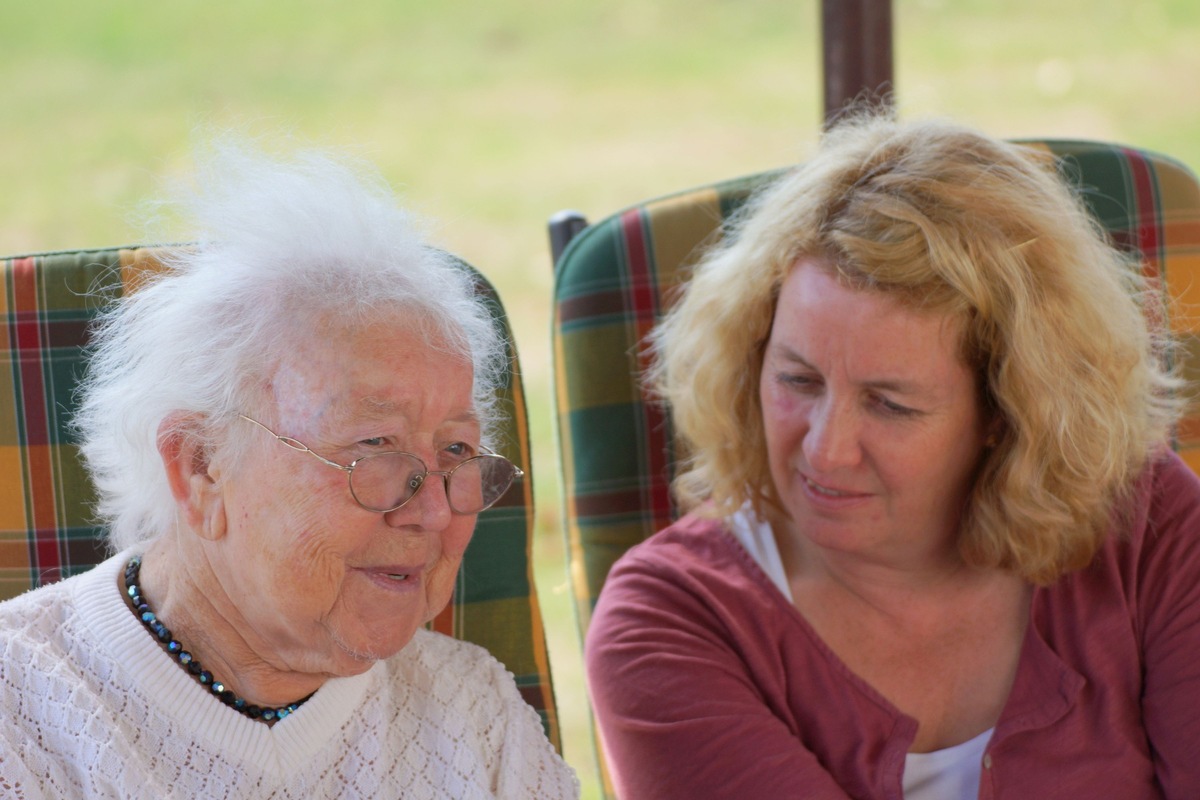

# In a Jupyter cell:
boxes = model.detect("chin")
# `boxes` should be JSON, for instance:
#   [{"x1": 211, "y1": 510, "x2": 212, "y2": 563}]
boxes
[{"x1": 328, "y1": 627, "x2": 414, "y2": 670}]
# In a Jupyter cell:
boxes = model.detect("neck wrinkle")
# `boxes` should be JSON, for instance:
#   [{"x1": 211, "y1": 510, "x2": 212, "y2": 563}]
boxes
[{"x1": 139, "y1": 533, "x2": 328, "y2": 707}]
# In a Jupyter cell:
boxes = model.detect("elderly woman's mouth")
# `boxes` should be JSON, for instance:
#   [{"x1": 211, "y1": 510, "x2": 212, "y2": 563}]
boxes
[{"x1": 357, "y1": 567, "x2": 423, "y2": 591}]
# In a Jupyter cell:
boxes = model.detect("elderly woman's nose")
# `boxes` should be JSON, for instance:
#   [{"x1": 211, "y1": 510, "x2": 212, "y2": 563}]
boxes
[
  {"x1": 384, "y1": 473, "x2": 453, "y2": 531},
  {"x1": 803, "y1": 400, "x2": 863, "y2": 473}
]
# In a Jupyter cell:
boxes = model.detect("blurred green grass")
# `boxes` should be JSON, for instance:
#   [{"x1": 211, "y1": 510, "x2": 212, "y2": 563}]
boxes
[{"x1": 3, "y1": 2, "x2": 1197, "y2": 796}]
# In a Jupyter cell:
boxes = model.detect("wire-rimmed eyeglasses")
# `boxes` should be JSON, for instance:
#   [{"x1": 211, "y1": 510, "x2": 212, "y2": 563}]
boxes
[{"x1": 238, "y1": 414, "x2": 523, "y2": 515}]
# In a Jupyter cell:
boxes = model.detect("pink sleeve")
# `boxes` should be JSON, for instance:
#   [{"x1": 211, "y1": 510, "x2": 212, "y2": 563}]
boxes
[
  {"x1": 1137, "y1": 453, "x2": 1200, "y2": 798},
  {"x1": 585, "y1": 544, "x2": 854, "y2": 800}
]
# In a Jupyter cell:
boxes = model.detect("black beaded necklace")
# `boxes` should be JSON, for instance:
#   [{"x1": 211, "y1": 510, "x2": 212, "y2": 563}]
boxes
[{"x1": 124, "y1": 555, "x2": 312, "y2": 723}]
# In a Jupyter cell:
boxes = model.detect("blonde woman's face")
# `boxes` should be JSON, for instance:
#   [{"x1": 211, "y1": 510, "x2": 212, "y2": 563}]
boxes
[{"x1": 759, "y1": 258, "x2": 991, "y2": 570}]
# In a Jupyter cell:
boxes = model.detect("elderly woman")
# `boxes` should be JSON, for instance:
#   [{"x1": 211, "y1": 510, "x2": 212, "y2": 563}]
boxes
[
  {"x1": 0, "y1": 146, "x2": 578, "y2": 798},
  {"x1": 586, "y1": 115, "x2": 1200, "y2": 799}
]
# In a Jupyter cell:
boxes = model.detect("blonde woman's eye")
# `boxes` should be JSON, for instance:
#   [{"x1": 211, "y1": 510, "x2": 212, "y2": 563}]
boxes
[
  {"x1": 781, "y1": 373, "x2": 820, "y2": 391},
  {"x1": 875, "y1": 396, "x2": 919, "y2": 418}
]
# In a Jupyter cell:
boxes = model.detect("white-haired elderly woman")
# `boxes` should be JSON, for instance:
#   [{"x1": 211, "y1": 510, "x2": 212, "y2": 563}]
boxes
[{"x1": 0, "y1": 146, "x2": 579, "y2": 799}]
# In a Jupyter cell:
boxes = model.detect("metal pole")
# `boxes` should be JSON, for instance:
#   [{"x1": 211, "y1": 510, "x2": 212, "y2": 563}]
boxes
[{"x1": 822, "y1": 0, "x2": 894, "y2": 125}]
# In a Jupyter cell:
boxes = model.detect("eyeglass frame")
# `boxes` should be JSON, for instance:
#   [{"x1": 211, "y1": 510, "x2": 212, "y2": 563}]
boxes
[{"x1": 237, "y1": 414, "x2": 523, "y2": 514}]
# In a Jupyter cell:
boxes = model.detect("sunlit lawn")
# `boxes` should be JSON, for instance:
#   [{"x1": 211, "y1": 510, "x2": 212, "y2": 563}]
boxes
[{"x1": 3, "y1": 2, "x2": 1198, "y2": 796}]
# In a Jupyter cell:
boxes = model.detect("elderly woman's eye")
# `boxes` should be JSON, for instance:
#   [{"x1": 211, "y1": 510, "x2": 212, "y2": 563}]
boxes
[
  {"x1": 444, "y1": 441, "x2": 476, "y2": 461},
  {"x1": 359, "y1": 437, "x2": 387, "y2": 447}
]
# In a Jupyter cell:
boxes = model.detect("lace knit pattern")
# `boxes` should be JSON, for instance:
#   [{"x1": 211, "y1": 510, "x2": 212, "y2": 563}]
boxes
[{"x1": 0, "y1": 554, "x2": 579, "y2": 799}]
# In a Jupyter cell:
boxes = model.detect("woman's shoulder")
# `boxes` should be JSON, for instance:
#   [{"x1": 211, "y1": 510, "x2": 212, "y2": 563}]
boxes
[
  {"x1": 0, "y1": 566, "x2": 115, "y2": 773},
  {"x1": 607, "y1": 508, "x2": 782, "y2": 597},
  {"x1": 1142, "y1": 449, "x2": 1200, "y2": 526},
  {"x1": 0, "y1": 572, "x2": 81, "y2": 654},
  {"x1": 1121, "y1": 449, "x2": 1200, "y2": 605},
  {"x1": 617, "y1": 509, "x2": 746, "y2": 571},
  {"x1": 595, "y1": 508, "x2": 789, "y2": 637},
  {"x1": 375, "y1": 631, "x2": 577, "y2": 798},
  {"x1": 1104, "y1": 449, "x2": 1200, "y2": 575},
  {"x1": 0, "y1": 554, "x2": 132, "y2": 664},
  {"x1": 381, "y1": 629, "x2": 522, "y2": 706},
  {"x1": 375, "y1": 630, "x2": 573, "y2": 783},
  {"x1": 402, "y1": 627, "x2": 501, "y2": 665},
  {"x1": 1041, "y1": 450, "x2": 1200, "y2": 643}
]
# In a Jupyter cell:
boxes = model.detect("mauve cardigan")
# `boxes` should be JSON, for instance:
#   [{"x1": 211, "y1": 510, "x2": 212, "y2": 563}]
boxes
[{"x1": 587, "y1": 451, "x2": 1200, "y2": 799}]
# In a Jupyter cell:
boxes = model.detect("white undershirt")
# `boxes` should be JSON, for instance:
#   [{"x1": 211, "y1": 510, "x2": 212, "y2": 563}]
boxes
[
  {"x1": 902, "y1": 728, "x2": 991, "y2": 800},
  {"x1": 726, "y1": 506, "x2": 991, "y2": 800}
]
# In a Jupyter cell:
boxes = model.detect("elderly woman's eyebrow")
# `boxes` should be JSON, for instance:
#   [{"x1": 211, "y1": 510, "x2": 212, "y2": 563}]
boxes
[
  {"x1": 346, "y1": 397, "x2": 481, "y2": 428},
  {"x1": 354, "y1": 396, "x2": 402, "y2": 418}
]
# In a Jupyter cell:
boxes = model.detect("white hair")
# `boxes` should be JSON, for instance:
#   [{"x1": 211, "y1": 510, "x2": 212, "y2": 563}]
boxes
[{"x1": 74, "y1": 142, "x2": 507, "y2": 552}]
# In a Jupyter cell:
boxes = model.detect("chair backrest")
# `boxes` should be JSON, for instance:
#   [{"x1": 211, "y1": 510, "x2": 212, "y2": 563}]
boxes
[
  {"x1": 552, "y1": 138, "x2": 1200, "y2": 639},
  {"x1": 0, "y1": 245, "x2": 561, "y2": 749}
]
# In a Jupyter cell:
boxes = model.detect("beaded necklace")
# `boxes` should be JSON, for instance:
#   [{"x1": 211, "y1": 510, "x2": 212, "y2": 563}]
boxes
[{"x1": 124, "y1": 555, "x2": 312, "y2": 723}]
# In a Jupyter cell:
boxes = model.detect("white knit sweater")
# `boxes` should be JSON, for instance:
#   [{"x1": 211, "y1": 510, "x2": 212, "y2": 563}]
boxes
[{"x1": 0, "y1": 553, "x2": 579, "y2": 799}]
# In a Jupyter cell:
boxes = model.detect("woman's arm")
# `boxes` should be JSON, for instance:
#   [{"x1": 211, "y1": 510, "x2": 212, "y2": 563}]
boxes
[
  {"x1": 1138, "y1": 454, "x2": 1200, "y2": 798},
  {"x1": 586, "y1": 545, "x2": 854, "y2": 800}
]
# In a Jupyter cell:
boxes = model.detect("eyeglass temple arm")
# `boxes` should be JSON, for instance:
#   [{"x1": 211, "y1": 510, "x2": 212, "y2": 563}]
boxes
[
  {"x1": 477, "y1": 446, "x2": 525, "y2": 478},
  {"x1": 240, "y1": 414, "x2": 523, "y2": 478},
  {"x1": 238, "y1": 414, "x2": 351, "y2": 473}
]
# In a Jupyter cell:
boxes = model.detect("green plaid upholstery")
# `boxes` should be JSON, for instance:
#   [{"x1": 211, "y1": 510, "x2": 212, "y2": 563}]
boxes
[
  {"x1": 1, "y1": 245, "x2": 561, "y2": 750},
  {"x1": 553, "y1": 138, "x2": 1200, "y2": 658}
]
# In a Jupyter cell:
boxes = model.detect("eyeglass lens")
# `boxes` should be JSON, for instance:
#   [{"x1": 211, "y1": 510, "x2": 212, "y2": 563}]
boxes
[{"x1": 348, "y1": 453, "x2": 517, "y2": 514}]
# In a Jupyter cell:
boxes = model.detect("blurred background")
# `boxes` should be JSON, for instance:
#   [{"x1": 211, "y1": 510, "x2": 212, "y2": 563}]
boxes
[{"x1": 3, "y1": 1, "x2": 1196, "y2": 795}]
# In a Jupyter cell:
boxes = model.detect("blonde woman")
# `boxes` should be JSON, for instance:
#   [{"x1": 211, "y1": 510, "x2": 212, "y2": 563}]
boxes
[{"x1": 586, "y1": 115, "x2": 1199, "y2": 799}]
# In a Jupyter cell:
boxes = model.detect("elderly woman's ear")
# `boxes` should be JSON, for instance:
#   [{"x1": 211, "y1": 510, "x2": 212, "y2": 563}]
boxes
[{"x1": 157, "y1": 414, "x2": 227, "y2": 541}]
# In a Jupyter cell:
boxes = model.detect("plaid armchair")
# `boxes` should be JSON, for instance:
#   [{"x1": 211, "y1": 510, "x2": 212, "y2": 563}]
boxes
[
  {"x1": 550, "y1": 140, "x2": 1200, "y2": 794},
  {"x1": 0, "y1": 245, "x2": 562, "y2": 750}
]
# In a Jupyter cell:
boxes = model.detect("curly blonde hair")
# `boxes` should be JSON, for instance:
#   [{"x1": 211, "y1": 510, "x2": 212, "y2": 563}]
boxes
[{"x1": 648, "y1": 113, "x2": 1183, "y2": 584}]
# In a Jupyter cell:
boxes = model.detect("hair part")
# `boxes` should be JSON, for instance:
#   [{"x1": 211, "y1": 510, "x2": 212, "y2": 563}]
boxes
[
  {"x1": 74, "y1": 142, "x2": 508, "y2": 552},
  {"x1": 649, "y1": 112, "x2": 1184, "y2": 584}
]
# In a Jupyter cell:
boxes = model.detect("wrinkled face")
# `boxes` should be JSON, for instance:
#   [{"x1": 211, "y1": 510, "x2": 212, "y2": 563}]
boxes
[
  {"x1": 759, "y1": 258, "x2": 990, "y2": 568},
  {"x1": 210, "y1": 319, "x2": 479, "y2": 676}
]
